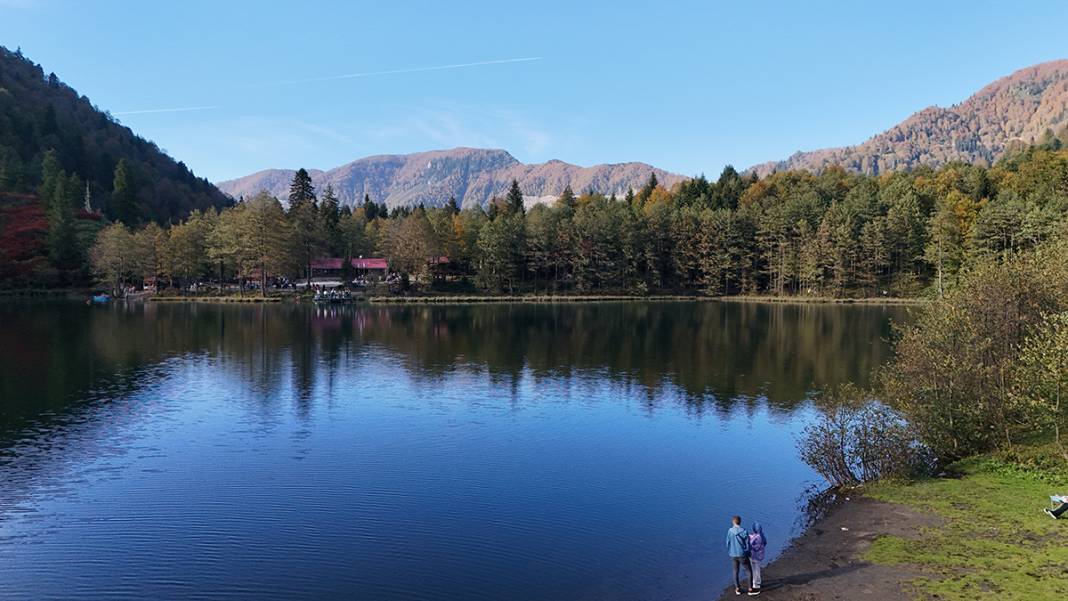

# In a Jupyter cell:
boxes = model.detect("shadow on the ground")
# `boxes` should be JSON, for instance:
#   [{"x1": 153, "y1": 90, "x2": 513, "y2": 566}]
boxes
[{"x1": 764, "y1": 561, "x2": 868, "y2": 589}]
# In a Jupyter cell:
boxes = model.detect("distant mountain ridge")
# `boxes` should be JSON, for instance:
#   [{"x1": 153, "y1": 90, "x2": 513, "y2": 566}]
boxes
[
  {"x1": 217, "y1": 148, "x2": 686, "y2": 209},
  {"x1": 750, "y1": 59, "x2": 1068, "y2": 176}
]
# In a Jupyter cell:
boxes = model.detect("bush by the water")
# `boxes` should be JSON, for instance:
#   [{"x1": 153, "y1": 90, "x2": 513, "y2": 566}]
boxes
[{"x1": 798, "y1": 386, "x2": 933, "y2": 487}]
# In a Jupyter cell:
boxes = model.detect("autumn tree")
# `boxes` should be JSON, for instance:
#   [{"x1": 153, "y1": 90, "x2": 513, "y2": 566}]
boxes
[
  {"x1": 89, "y1": 222, "x2": 135, "y2": 294},
  {"x1": 379, "y1": 210, "x2": 440, "y2": 287}
]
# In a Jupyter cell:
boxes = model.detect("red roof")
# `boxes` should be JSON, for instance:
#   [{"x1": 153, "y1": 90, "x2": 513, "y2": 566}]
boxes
[{"x1": 352, "y1": 257, "x2": 388, "y2": 270}]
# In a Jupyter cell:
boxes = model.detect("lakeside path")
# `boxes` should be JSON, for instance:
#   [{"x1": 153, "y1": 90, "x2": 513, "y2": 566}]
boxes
[{"x1": 718, "y1": 497, "x2": 939, "y2": 600}]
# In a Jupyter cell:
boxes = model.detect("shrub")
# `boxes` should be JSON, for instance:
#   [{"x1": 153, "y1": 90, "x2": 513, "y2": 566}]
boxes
[
  {"x1": 1012, "y1": 311, "x2": 1068, "y2": 464},
  {"x1": 798, "y1": 386, "x2": 932, "y2": 487}
]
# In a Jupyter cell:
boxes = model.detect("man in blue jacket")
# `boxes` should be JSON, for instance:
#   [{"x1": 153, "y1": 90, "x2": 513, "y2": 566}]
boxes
[{"x1": 726, "y1": 515, "x2": 753, "y2": 595}]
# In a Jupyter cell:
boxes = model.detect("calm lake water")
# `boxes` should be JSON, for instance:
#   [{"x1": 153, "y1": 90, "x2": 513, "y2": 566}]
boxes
[{"x1": 0, "y1": 300, "x2": 908, "y2": 600}]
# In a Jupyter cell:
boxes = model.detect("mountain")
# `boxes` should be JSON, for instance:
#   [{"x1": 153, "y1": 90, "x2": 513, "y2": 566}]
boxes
[
  {"x1": 217, "y1": 148, "x2": 686, "y2": 209},
  {"x1": 0, "y1": 46, "x2": 230, "y2": 222},
  {"x1": 750, "y1": 59, "x2": 1068, "y2": 177}
]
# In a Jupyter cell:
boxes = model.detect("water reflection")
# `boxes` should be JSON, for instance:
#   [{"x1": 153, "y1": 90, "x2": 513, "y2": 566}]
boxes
[
  {"x1": 0, "y1": 300, "x2": 908, "y2": 601},
  {"x1": 1, "y1": 301, "x2": 904, "y2": 429}
]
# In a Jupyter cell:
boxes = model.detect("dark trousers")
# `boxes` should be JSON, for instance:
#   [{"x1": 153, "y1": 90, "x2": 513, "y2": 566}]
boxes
[
  {"x1": 1054, "y1": 502, "x2": 1068, "y2": 517},
  {"x1": 732, "y1": 556, "x2": 753, "y2": 589}
]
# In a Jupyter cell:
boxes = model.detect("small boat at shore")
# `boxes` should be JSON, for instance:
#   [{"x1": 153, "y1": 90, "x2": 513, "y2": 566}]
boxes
[{"x1": 89, "y1": 293, "x2": 111, "y2": 304}]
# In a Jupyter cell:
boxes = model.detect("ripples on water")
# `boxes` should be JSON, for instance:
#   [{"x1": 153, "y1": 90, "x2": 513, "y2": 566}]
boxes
[{"x1": 0, "y1": 301, "x2": 908, "y2": 600}]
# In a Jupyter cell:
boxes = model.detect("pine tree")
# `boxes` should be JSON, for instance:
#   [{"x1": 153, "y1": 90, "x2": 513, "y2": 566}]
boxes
[
  {"x1": 47, "y1": 174, "x2": 78, "y2": 269},
  {"x1": 445, "y1": 196, "x2": 460, "y2": 215},
  {"x1": 111, "y1": 159, "x2": 138, "y2": 224},
  {"x1": 363, "y1": 194, "x2": 379, "y2": 220},
  {"x1": 319, "y1": 184, "x2": 341, "y2": 254},
  {"x1": 39, "y1": 149, "x2": 62, "y2": 206},
  {"x1": 637, "y1": 173, "x2": 659, "y2": 204},
  {"x1": 506, "y1": 179, "x2": 525, "y2": 215},
  {"x1": 288, "y1": 168, "x2": 317, "y2": 208},
  {"x1": 557, "y1": 185, "x2": 577, "y2": 210}
]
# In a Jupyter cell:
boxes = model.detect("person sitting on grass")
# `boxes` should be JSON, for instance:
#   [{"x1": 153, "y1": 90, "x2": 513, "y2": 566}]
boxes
[
  {"x1": 1045, "y1": 495, "x2": 1068, "y2": 519},
  {"x1": 726, "y1": 515, "x2": 752, "y2": 595}
]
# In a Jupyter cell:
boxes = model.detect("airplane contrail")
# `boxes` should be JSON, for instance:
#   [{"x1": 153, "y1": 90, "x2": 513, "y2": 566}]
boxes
[
  {"x1": 113, "y1": 105, "x2": 220, "y2": 116},
  {"x1": 272, "y1": 56, "x2": 543, "y2": 85},
  {"x1": 112, "y1": 57, "x2": 542, "y2": 116}
]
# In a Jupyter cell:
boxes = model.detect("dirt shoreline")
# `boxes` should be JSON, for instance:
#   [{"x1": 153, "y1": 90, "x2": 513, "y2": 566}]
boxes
[{"x1": 717, "y1": 495, "x2": 939, "y2": 600}]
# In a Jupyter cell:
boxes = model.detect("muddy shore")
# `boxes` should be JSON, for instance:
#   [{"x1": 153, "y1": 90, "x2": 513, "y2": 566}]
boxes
[{"x1": 717, "y1": 496, "x2": 939, "y2": 600}]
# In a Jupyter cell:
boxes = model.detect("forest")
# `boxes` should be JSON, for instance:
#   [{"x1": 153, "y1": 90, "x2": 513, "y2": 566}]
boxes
[
  {"x1": 67, "y1": 137, "x2": 1068, "y2": 298},
  {"x1": 4, "y1": 141, "x2": 1068, "y2": 295}
]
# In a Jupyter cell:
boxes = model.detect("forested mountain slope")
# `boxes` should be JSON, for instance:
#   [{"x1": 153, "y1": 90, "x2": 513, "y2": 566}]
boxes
[
  {"x1": 0, "y1": 46, "x2": 230, "y2": 223},
  {"x1": 751, "y1": 60, "x2": 1068, "y2": 176}
]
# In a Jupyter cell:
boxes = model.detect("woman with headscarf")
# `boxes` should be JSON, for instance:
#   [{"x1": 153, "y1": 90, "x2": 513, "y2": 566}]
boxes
[{"x1": 747, "y1": 523, "x2": 767, "y2": 596}]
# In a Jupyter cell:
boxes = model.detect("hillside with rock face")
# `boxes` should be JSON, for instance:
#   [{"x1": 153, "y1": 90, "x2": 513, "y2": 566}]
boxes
[
  {"x1": 750, "y1": 59, "x2": 1068, "y2": 176},
  {"x1": 217, "y1": 148, "x2": 685, "y2": 209}
]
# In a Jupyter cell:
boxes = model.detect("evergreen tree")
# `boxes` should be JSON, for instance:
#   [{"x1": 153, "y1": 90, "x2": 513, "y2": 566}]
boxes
[
  {"x1": 557, "y1": 185, "x2": 577, "y2": 210},
  {"x1": 288, "y1": 168, "x2": 316, "y2": 208},
  {"x1": 637, "y1": 173, "x2": 659, "y2": 205},
  {"x1": 363, "y1": 194, "x2": 380, "y2": 220},
  {"x1": 47, "y1": 174, "x2": 78, "y2": 271},
  {"x1": 319, "y1": 184, "x2": 341, "y2": 254},
  {"x1": 287, "y1": 171, "x2": 325, "y2": 288},
  {"x1": 111, "y1": 158, "x2": 138, "y2": 224},
  {"x1": 476, "y1": 213, "x2": 525, "y2": 292},
  {"x1": 39, "y1": 149, "x2": 62, "y2": 206},
  {"x1": 506, "y1": 179, "x2": 525, "y2": 215},
  {"x1": 445, "y1": 196, "x2": 460, "y2": 215}
]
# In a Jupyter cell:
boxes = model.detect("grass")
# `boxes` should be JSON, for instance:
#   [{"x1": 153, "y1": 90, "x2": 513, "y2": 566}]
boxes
[{"x1": 863, "y1": 449, "x2": 1068, "y2": 600}]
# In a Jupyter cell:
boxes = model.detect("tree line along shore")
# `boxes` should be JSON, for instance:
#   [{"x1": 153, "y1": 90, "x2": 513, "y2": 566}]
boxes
[
  {"x1": 752, "y1": 216, "x2": 1068, "y2": 599},
  {"x1": 3, "y1": 133, "x2": 1068, "y2": 299}
]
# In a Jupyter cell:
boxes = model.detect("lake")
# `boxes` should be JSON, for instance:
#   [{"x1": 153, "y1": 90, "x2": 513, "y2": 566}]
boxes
[{"x1": 0, "y1": 300, "x2": 908, "y2": 600}]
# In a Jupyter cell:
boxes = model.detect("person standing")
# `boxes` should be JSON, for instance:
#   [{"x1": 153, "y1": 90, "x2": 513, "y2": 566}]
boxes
[
  {"x1": 747, "y1": 523, "x2": 767, "y2": 596},
  {"x1": 726, "y1": 515, "x2": 752, "y2": 595}
]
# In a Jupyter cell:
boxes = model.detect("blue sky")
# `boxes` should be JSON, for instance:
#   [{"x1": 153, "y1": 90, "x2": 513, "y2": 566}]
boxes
[{"x1": 2, "y1": 0, "x2": 1067, "y2": 183}]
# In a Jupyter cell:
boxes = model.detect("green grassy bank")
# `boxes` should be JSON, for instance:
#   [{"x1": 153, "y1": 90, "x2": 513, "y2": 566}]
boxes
[{"x1": 862, "y1": 447, "x2": 1068, "y2": 600}]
